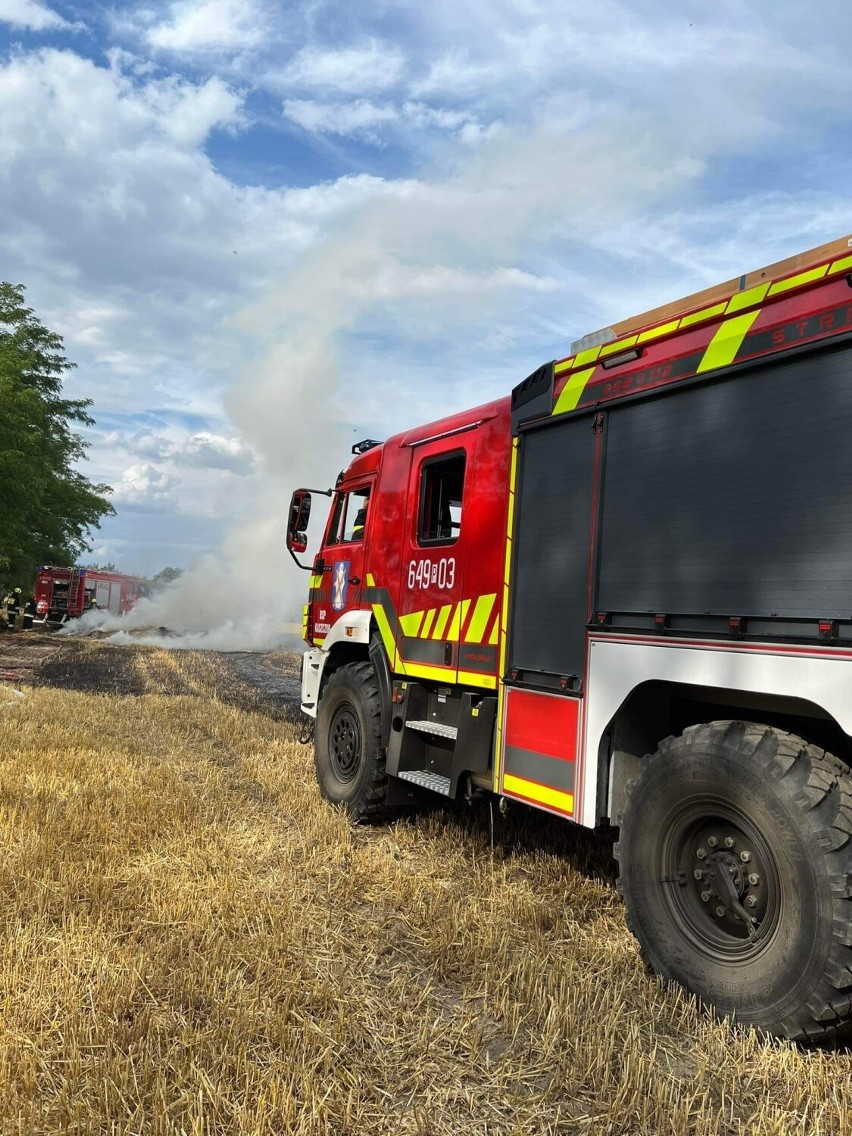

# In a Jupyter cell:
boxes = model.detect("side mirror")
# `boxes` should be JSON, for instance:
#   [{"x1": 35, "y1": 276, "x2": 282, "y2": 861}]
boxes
[
  {"x1": 287, "y1": 490, "x2": 312, "y2": 553},
  {"x1": 286, "y1": 485, "x2": 332, "y2": 569},
  {"x1": 287, "y1": 489, "x2": 313, "y2": 566}
]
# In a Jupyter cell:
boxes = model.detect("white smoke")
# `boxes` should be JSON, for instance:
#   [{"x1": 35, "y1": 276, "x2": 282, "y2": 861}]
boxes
[
  {"x1": 61, "y1": 505, "x2": 316, "y2": 650},
  {"x1": 82, "y1": 111, "x2": 709, "y2": 651}
]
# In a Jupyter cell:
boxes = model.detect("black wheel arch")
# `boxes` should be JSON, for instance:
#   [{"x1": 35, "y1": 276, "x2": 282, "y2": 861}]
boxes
[{"x1": 599, "y1": 679, "x2": 852, "y2": 826}]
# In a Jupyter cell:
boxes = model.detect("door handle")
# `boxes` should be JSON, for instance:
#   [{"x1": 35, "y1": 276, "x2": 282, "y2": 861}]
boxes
[{"x1": 350, "y1": 576, "x2": 361, "y2": 585}]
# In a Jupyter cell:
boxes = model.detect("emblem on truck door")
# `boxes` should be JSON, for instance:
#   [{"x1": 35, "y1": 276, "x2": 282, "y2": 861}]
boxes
[{"x1": 332, "y1": 561, "x2": 349, "y2": 610}]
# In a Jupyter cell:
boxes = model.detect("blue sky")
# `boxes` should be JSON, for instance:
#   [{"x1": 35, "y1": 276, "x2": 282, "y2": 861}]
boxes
[{"x1": 1, "y1": 0, "x2": 851, "y2": 580}]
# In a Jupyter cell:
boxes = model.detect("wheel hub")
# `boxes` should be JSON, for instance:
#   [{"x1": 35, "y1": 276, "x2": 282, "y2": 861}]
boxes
[
  {"x1": 329, "y1": 705, "x2": 361, "y2": 782},
  {"x1": 663, "y1": 810, "x2": 779, "y2": 958}
]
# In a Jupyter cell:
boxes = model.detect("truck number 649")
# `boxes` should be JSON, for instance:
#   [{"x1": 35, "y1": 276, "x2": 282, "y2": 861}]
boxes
[{"x1": 407, "y1": 557, "x2": 456, "y2": 591}]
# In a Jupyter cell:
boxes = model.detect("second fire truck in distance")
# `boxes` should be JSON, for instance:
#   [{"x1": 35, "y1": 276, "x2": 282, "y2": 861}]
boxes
[
  {"x1": 287, "y1": 234, "x2": 852, "y2": 1043},
  {"x1": 35, "y1": 566, "x2": 148, "y2": 625}
]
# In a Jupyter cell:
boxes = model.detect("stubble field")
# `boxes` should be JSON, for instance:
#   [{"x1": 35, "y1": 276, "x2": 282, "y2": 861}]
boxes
[{"x1": 0, "y1": 636, "x2": 850, "y2": 1135}]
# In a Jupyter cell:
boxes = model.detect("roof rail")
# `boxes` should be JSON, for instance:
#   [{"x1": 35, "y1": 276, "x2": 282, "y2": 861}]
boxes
[{"x1": 573, "y1": 233, "x2": 852, "y2": 352}]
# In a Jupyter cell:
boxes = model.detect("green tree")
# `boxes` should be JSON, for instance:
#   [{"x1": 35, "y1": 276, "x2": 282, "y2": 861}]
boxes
[
  {"x1": 150, "y1": 566, "x2": 183, "y2": 590},
  {"x1": 0, "y1": 283, "x2": 113, "y2": 590}
]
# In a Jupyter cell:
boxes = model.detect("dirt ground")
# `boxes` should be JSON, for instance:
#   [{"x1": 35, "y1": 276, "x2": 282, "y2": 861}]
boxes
[
  {"x1": 0, "y1": 629, "x2": 64, "y2": 686},
  {"x1": 0, "y1": 630, "x2": 303, "y2": 718}
]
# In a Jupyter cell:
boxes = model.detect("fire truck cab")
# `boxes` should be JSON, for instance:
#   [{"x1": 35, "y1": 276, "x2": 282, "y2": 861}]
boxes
[{"x1": 289, "y1": 234, "x2": 852, "y2": 1042}]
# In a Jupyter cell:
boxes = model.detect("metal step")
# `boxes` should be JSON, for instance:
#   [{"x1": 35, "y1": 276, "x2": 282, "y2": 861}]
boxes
[
  {"x1": 406, "y1": 719, "x2": 458, "y2": 741},
  {"x1": 396, "y1": 770, "x2": 452, "y2": 796}
]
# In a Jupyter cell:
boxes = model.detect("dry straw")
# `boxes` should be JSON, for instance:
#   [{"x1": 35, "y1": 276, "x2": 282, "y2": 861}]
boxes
[{"x1": 0, "y1": 641, "x2": 847, "y2": 1134}]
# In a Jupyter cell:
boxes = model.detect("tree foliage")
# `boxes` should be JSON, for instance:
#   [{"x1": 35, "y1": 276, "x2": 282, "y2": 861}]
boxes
[
  {"x1": 150, "y1": 566, "x2": 183, "y2": 590},
  {"x1": 0, "y1": 283, "x2": 113, "y2": 590}
]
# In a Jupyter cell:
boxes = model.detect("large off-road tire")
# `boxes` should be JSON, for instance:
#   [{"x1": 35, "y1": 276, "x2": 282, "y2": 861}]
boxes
[
  {"x1": 314, "y1": 661, "x2": 394, "y2": 823},
  {"x1": 615, "y1": 721, "x2": 852, "y2": 1042}
]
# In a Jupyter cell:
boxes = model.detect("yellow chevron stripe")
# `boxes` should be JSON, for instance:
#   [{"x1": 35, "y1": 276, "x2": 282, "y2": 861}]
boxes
[
  {"x1": 696, "y1": 310, "x2": 761, "y2": 374},
  {"x1": 503, "y1": 773, "x2": 574, "y2": 815},
  {"x1": 829, "y1": 253, "x2": 852, "y2": 276},
  {"x1": 421, "y1": 608, "x2": 436, "y2": 637},
  {"x1": 466, "y1": 593, "x2": 496, "y2": 643},
  {"x1": 600, "y1": 334, "x2": 638, "y2": 357},
  {"x1": 679, "y1": 301, "x2": 727, "y2": 328},
  {"x1": 372, "y1": 602, "x2": 403, "y2": 674},
  {"x1": 432, "y1": 604, "x2": 452, "y2": 639},
  {"x1": 445, "y1": 598, "x2": 470, "y2": 642},
  {"x1": 552, "y1": 366, "x2": 596, "y2": 416},
  {"x1": 399, "y1": 610, "x2": 424, "y2": 637},
  {"x1": 554, "y1": 356, "x2": 575, "y2": 374},
  {"x1": 768, "y1": 263, "x2": 828, "y2": 296},
  {"x1": 725, "y1": 283, "x2": 769, "y2": 314},
  {"x1": 637, "y1": 318, "x2": 679, "y2": 344},
  {"x1": 488, "y1": 617, "x2": 499, "y2": 646},
  {"x1": 574, "y1": 345, "x2": 602, "y2": 367}
]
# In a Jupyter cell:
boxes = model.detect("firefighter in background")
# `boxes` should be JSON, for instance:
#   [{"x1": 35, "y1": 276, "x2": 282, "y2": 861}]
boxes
[
  {"x1": 22, "y1": 595, "x2": 37, "y2": 631},
  {"x1": 3, "y1": 587, "x2": 22, "y2": 631}
]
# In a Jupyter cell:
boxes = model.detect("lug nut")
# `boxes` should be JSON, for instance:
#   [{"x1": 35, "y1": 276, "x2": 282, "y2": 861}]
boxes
[
  {"x1": 708, "y1": 836, "x2": 718, "y2": 848},
  {"x1": 701, "y1": 891, "x2": 711, "y2": 902},
  {"x1": 694, "y1": 869, "x2": 704, "y2": 880},
  {"x1": 745, "y1": 895, "x2": 758, "y2": 908},
  {"x1": 740, "y1": 850, "x2": 751, "y2": 863},
  {"x1": 748, "y1": 873, "x2": 759, "y2": 886},
  {"x1": 696, "y1": 848, "x2": 707, "y2": 860},
  {"x1": 724, "y1": 836, "x2": 735, "y2": 848},
  {"x1": 715, "y1": 905, "x2": 726, "y2": 917}
]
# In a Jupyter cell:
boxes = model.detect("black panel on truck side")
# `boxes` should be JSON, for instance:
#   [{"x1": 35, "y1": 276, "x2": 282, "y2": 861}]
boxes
[
  {"x1": 597, "y1": 338, "x2": 852, "y2": 619},
  {"x1": 509, "y1": 417, "x2": 595, "y2": 679}
]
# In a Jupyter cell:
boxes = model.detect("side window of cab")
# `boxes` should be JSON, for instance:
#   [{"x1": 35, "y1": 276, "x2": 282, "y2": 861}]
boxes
[
  {"x1": 326, "y1": 486, "x2": 371, "y2": 545},
  {"x1": 418, "y1": 452, "x2": 465, "y2": 545}
]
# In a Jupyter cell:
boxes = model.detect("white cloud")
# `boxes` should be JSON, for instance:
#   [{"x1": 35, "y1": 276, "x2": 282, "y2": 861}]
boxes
[
  {"x1": 0, "y1": 47, "x2": 396, "y2": 429},
  {"x1": 0, "y1": 0, "x2": 72, "y2": 32},
  {"x1": 141, "y1": 0, "x2": 269, "y2": 55},
  {"x1": 179, "y1": 432, "x2": 255, "y2": 473},
  {"x1": 112, "y1": 463, "x2": 180, "y2": 511},
  {"x1": 283, "y1": 98, "x2": 398, "y2": 138},
  {"x1": 282, "y1": 96, "x2": 500, "y2": 144},
  {"x1": 275, "y1": 39, "x2": 405, "y2": 94}
]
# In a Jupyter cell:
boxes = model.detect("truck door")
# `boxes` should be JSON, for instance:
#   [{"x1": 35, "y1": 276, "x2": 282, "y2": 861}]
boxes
[
  {"x1": 396, "y1": 435, "x2": 476, "y2": 685},
  {"x1": 313, "y1": 478, "x2": 373, "y2": 644}
]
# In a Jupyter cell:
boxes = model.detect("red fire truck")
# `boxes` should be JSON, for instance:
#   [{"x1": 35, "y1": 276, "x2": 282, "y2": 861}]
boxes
[
  {"x1": 288, "y1": 234, "x2": 852, "y2": 1041},
  {"x1": 35, "y1": 566, "x2": 148, "y2": 624}
]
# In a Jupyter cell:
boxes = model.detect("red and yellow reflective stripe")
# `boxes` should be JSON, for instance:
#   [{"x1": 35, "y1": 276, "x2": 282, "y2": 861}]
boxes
[
  {"x1": 503, "y1": 773, "x2": 574, "y2": 815},
  {"x1": 551, "y1": 248, "x2": 851, "y2": 418}
]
